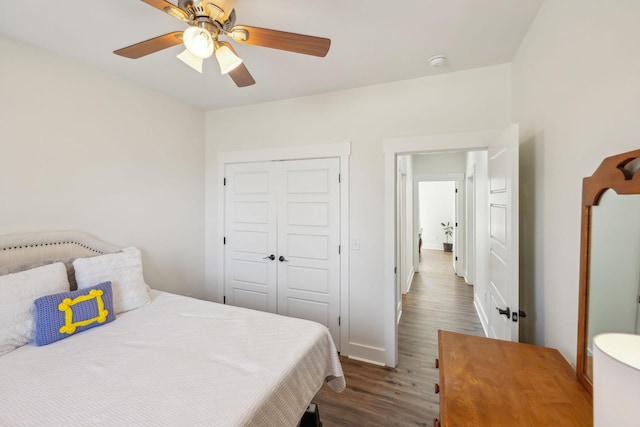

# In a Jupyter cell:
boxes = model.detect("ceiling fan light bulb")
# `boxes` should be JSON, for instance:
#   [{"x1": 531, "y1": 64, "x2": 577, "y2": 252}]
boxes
[
  {"x1": 183, "y1": 26, "x2": 214, "y2": 59},
  {"x1": 215, "y1": 44, "x2": 243, "y2": 74}
]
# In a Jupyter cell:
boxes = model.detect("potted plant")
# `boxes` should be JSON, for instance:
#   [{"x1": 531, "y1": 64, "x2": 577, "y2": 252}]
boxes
[{"x1": 441, "y1": 221, "x2": 453, "y2": 252}]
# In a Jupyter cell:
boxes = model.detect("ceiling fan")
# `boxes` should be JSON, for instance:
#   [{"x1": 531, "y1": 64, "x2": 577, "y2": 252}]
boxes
[{"x1": 114, "y1": 0, "x2": 331, "y2": 87}]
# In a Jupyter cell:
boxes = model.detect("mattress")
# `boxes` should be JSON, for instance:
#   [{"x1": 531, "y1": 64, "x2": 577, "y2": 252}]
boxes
[{"x1": 0, "y1": 290, "x2": 345, "y2": 426}]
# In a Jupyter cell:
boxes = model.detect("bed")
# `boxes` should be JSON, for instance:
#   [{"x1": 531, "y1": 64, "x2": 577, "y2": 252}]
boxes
[{"x1": 0, "y1": 231, "x2": 345, "y2": 426}]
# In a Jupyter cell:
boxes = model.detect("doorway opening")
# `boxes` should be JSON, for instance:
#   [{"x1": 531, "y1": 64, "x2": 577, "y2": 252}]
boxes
[
  {"x1": 383, "y1": 126, "x2": 519, "y2": 367},
  {"x1": 394, "y1": 150, "x2": 486, "y2": 353},
  {"x1": 414, "y1": 175, "x2": 464, "y2": 277}
]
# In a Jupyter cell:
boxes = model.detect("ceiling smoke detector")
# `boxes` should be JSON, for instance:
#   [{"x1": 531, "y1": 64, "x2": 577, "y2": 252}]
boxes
[{"x1": 429, "y1": 55, "x2": 447, "y2": 68}]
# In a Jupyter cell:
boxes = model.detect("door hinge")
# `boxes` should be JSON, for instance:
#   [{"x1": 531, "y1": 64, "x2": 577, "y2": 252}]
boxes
[
  {"x1": 223, "y1": 296, "x2": 226, "y2": 304},
  {"x1": 338, "y1": 316, "x2": 341, "y2": 326},
  {"x1": 223, "y1": 177, "x2": 226, "y2": 186},
  {"x1": 223, "y1": 237, "x2": 226, "y2": 245},
  {"x1": 455, "y1": 256, "x2": 458, "y2": 261},
  {"x1": 338, "y1": 245, "x2": 341, "y2": 254},
  {"x1": 455, "y1": 188, "x2": 458, "y2": 193},
  {"x1": 338, "y1": 173, "x2": 341, "y2": 183},
  {"x1": 394, "y1": 267, "x2": 397, "y2": 274},
  {"x1": 455, "y1": 222, "x2": 458, "y2": 227}
]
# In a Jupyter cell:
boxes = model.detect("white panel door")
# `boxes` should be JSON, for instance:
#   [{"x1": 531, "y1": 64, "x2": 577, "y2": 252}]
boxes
[
  {"x1": 276, "y1": 158, "x2": 341, "y2": 345},
  {"x1": 224, "y1": 158, "x2": 341, "y2": 347},
  {"x1": 487, "y1": 125, "x2": 519, "y2": 341},
  {"x1": 224, "y1": 162, "x2": 278, "y2": 313}
]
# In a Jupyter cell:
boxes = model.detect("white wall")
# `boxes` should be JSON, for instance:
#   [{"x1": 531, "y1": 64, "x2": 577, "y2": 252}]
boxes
[
  {"x1": 206, "y1": 64, "x2": 511, "y2": 363},
  {"x1": 0, "y1": 35, "x2": 207, "y2": 298},
  {"x1": 512, "y1": 0, "x2": 640, "y2": 363}
]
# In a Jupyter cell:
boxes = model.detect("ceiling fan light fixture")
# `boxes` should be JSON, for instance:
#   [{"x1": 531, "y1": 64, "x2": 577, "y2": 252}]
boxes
[
  {"x1": 177, "y1": 49, "x2": 204, "y2": 73},
  {"x1": 214, "y1": 42, "x2": 243, "y2": 74},
  {"x1": 183, "y1": 26, "x2": 214, "y2": 58}
]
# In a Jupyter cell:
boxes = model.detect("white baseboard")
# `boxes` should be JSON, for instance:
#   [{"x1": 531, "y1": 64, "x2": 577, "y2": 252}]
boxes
[
  {"x1": 474, "y1": 295, "x2": 489, "y2": 337},
  {"x1": 423, "y1": 243, "x2": 443, "y2": 251},
  {"x1": 347, "y1": 354, "x2": 386, "y2": 367},
  {"x1": 346, "y1": 342, "x2": 388, "y2": 366},
  {"x1": 404, "y1": 268, "x2": 415, "y2": 294}
]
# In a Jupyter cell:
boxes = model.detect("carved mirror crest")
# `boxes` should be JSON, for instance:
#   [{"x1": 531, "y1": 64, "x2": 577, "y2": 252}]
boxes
[{"x1": 577, "y1": 149, "x2": 640, "y2": 394}]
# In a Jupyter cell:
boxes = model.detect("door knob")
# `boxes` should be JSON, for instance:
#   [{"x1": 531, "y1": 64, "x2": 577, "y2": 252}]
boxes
[
  {"x1": 263, "y1": 254, "x2": 275, "y2": 261},
  {"x1": 278, "y1": 256, "x2": 289, "y2": 262},
  {"x1": 496, "y1": 306, "x2": 511, "y2": 318}
]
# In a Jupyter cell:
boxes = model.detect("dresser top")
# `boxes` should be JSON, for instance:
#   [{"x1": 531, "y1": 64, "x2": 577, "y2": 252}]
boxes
[{"x1": 438, "y1": 330, "x2": 593, "y2": 426}]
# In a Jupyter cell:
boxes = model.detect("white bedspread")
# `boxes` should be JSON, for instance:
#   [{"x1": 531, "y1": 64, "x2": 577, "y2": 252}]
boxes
[{"x1": 0, "y1": 291, "x2": 345, "y2": 426}]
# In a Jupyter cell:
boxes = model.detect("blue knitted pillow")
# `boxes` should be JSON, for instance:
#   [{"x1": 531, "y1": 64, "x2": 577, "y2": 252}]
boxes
[{"x1": 34, "y1": 281, "x2": 115, "y2": 346}]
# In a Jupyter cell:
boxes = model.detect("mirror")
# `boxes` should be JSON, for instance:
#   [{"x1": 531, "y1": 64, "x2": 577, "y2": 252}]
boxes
[{"x1": 577, "y1": 149, "x2": 640, "y2": 394}]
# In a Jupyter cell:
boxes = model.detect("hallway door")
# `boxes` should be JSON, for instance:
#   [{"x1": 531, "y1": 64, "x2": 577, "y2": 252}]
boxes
[{"x1": 487, "y1": 125, "x2": 519, "y2": 341}]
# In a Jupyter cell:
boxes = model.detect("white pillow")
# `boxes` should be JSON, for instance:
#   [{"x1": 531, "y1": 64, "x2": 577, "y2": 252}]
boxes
[
  {"x1": 73, "y1": 247, "x2": 150, "y2": 314},
  {"x1": 0, "y1": 262, "x2": 69, "y2": 356}
]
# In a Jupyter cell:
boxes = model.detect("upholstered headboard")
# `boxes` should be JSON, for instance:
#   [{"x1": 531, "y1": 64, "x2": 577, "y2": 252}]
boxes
[{"x1": 0, "y1": 231, "x2": 121, "y2": 269}]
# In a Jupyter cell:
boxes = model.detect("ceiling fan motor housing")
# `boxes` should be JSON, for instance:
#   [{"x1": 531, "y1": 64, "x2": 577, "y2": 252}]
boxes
[{"x1": 178, "y1": 0, "x2": 235, "y2": 23}]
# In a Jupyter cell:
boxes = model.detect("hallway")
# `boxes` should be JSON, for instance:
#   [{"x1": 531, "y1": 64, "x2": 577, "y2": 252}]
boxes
[{"x1": 313, "y1": 249, "x2": 484, "y2": 426}]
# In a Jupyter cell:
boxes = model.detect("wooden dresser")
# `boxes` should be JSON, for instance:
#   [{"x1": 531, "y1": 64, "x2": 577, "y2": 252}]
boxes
[{"x1": 435, "y1": 330, "x2": 593, "y2": 426}]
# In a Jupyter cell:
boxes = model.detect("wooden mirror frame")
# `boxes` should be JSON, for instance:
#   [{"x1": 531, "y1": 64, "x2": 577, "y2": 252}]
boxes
[{"x1": 577, "y1": 148, "x2": 640, "y2": 394}]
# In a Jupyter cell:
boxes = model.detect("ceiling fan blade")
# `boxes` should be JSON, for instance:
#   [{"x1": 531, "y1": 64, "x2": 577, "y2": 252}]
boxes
[
  {"x1": 140, "y1": 0, "x2": 188, "y2": 21},
  {"x1": 229, "y1": 26, "x2": 331, "y2": 57},
  {"x1": 228, "y1": 63, "x2": 256, "y2": 87},
  {"x1": 114, "y1": 32, "x2": 184, "y2": 59},
  {"x1": 219, "y1": 42, "x2": 255, "y2": 87}
]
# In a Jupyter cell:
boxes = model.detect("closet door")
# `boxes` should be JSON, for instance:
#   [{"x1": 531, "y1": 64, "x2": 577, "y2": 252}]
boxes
[
  {"x1": 224, "y1": 162, "x2": 278, "y2": 313},
  {"x1": 224, "y1": 158, "x2": 341, "y2": 346},
  {"x1": 276, "y1": 158, "x2": 341, "y2": 345}
]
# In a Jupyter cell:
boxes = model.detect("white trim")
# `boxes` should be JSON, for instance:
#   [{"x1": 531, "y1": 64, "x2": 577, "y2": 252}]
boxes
[
  {"x1": 347, "y1": 342, "x2": 387, "y2": 365},
  {"x1": 405, "y1": 267, "x2": 415, "y2": 294},
  {"x1": 218, "y1": 142, "x2": 351, "y2": 164},
  {"x1": 474, "y1": 295, "x2": 489, "y2": 337},
  {"x1": 347, "y1": 355, "x2": 386, "y2": 367},
  {"x1": 382, "y1": 130, "x2": 500, "y2": 367},
  {"x1": 217, "y1": 142, "x2": 351, "y2": 354}
]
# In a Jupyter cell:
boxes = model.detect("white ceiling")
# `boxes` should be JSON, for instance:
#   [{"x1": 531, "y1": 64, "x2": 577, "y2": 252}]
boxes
[{"x1": 0, "y1": 0, "x2": 543, "y2": 111}]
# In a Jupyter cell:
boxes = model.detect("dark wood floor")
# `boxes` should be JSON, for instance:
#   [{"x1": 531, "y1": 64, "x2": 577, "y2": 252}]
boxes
[{"x1": 313, "y1": 249, "x2": 484, "y2": 426}]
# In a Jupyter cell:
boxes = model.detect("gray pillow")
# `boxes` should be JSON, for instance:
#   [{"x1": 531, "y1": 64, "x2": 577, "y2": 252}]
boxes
[{"x1": 0, "y1": 258, "x2": 88, "y2": 291}]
